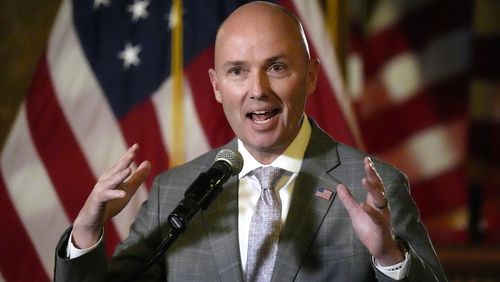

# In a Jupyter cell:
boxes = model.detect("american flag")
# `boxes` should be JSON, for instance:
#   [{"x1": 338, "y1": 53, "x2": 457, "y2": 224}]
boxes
[
  {"x1": 468, "y1": 0, "x2": 500, "y2": 243},
  {"x1": 0, "y1": 0, "x2": 358, "y2": 281},
  {"x1": 315, "y1": 187, "x2": 333, "y2": 201},
  {"x1": 347, "y1": 0, "x2": 482, "y2": 243}
]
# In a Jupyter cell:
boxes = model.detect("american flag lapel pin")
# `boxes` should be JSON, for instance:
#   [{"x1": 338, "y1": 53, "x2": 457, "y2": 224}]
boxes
[{"x1": 315, "y1": 187, "x2": 333, "y2": 201}]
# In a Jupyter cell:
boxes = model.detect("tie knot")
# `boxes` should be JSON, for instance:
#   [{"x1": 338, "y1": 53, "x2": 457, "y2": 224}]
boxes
[{"x1": 253, "y1": 166, "x2": 284, "y2": 191}]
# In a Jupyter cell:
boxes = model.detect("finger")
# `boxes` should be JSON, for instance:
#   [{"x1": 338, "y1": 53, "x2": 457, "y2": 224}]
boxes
[
  {"x1": 117, "y1": 143, "x2": 140, "y2": 170},
  {"x1": 121, "y1": 160, "x2": 151, "y2": 194},
  {"x1": 362, "y1": 177, "x2": 387, "y2": 209},
  {"x1": 99, "y1": 189, "x2": 127, "y2": 202},
  {"x1": 99, "y1": 166, "x2": 133, "y2": 189},
  {"x1": 99, "y1": 144, "x2": 139, "y2": 182},
  {"x1": 88, "y1": 187, "x2": 126, "y2": 210},
  {"x1": 364, "y1": 157, "x2": 384, "y2": 191},
  {"x1": 336, "y1": 184, "x2": 361, "y2": 218},
  {"x1": 135, "y1": 160, "x2": 152, "y2": 180},
  {"x1": 363, "y1": 157, "x2": 387, "y2": 209},
  {"x1": 104, "y1": 161, "x2": 151, "y2": 219},
  {"x1": 360, "y1": 202, "x2": 385, "y2": 225},
  {"x1": 105, "y1": 144, "x2": 139, "y2": 177}
]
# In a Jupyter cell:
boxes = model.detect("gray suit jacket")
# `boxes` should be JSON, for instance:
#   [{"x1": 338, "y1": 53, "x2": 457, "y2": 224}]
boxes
[{"x1": 55, "y1": 120, "x2": 447, "y2": 281}]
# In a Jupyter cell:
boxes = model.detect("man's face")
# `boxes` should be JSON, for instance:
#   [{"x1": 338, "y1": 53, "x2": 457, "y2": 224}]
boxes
[{"x1": 209, "y1": 9, "x2": 318, "y2": 162}]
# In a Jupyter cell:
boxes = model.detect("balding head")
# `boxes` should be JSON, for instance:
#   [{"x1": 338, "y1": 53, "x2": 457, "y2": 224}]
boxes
[
  {"x1": 207, "y1": 1, "x2": 319, "y2": 163},
  {"x1": 214, "y1": 1, "x2": 311, "y2": 67}
]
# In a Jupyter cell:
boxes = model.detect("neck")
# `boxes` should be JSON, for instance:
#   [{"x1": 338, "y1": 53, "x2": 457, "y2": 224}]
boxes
[
  {"x1": 245, "y1": 116, "x2": 306, "y2": 165},
  {"x1": 246, "y1": 147, "x2": 285, "y2": 165},
  {"x1": 243, "y1": 132, "x2": 298, "y2": 165}
]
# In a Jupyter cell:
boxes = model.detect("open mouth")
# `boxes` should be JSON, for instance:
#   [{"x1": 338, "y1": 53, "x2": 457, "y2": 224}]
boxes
[{"x1": 246, "y1": 109, "x2": 281, "y2": 124}]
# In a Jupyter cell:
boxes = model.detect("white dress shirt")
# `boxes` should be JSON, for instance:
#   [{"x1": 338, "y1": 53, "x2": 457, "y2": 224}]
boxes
[{"x1": 237, "y1": 116, "x2": 311, "y2": 272}]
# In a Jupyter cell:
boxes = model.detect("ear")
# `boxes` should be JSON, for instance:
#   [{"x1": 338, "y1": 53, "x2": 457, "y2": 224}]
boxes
[
  {"x1": 306, "y1": 58, "x2": 320, "y2": 97},
  {"x1": 208, "y1": 68, "x2": 222, "y2": 103}
]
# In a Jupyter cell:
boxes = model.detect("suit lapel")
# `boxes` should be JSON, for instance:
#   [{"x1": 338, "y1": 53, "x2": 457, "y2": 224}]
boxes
[
  {"x1": 272, "y1": 121, "x2": 342, "y2": 281},
  {"x1": 201, "y1": 141, "x2": 244, "y2": 282},
  {"x1": 199, "y1": 124, "x2": 344, "y2": 281}
]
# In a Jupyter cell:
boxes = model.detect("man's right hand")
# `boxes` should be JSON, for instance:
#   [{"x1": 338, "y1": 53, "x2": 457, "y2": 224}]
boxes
[{"x1": 72, "y1": 144, "x2": 151, "y2": 249}]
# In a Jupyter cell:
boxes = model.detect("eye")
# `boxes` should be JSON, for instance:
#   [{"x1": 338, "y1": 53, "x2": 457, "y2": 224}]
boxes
[
  {"x1": 269, "y1": 63, "x2": 287, "y2": 73},
  {"x1": 228, "y1": 67, "x2": 245, "y2": 77}
]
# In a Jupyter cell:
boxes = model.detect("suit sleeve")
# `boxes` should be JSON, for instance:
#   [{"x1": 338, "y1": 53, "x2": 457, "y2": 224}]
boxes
[
  {"x1": 106, "y1": 175, "x2": 165, "y2": 281},
  {"x1": 53, "y1": 176, "x2": 165, "y2": 281},
  {"x1": 54, "y1": 226, "x2": 107, "y2": 281},
  {"x1": 374, "y1": 170, "x2": 448, "y2": 282}
]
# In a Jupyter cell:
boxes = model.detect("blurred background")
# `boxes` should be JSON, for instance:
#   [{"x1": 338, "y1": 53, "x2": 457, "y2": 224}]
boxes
[{"x1": 0, "y1": 0, "x2": 498, "y2": 281}]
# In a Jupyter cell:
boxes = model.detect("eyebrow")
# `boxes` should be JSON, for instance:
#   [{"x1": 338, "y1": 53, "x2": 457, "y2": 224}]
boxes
[
  {"x1": 221, "y1": 55, "x2": 291, "y2": 70},
  {"x1": 265, "y1": 55, "x2": 291, "y2": 64},
  {"x1": 222, "y1": 61, "x2": 246, "y2": 70}
]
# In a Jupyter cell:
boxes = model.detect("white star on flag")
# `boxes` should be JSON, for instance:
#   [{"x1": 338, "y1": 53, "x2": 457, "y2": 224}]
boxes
[
  {"x1": 118, "y1": 42, "x2": 141, "y2": 69},
  {"x1": 128, "y1": 0, "x2": 149, "y2": 22},
  {"x1": 93, "y1": 0, "x2": 110, "y2": 9}
]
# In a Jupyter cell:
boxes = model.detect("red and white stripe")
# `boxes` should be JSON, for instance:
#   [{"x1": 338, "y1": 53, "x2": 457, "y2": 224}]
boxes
[
  {"x1": 349, "y1": 0, "x2": 470, "y2": 238},
  {"x1": 0, "y1": 1, "x2": 354, "y2": 280}
]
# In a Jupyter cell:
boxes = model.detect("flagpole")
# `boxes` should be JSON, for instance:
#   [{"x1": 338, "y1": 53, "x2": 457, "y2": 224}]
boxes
[
  {"x1": 325, "y1": 0, "x2": 347, "y2": 79},
  {"x1": 170, "y1": 0, "x2": 185, "y2": 167},
  {"x1": 323, "y1": 0, "x2": 365, "y2": 149}
]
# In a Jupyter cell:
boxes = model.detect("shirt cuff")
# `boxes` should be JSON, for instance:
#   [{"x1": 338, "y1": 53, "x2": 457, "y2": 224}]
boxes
[
  {"x1": 372, "y1": 249, "x2": 410, "y2": 280},
  {"x1": 66, "y1": 228, "x2": 104, "y2": 259}
]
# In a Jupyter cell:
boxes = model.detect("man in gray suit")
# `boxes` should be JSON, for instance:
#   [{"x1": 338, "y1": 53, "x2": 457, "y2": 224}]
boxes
[{"x1": 55, "y1": 2, "x2": 447, "y2": 281}]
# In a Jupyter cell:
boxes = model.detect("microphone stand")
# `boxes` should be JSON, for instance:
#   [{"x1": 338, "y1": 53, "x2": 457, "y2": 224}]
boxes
[
  {"x1": 121, "y1": 226, "x2": 180, "y2": 281},
  {"x1": 121, "y1": 161, "x2": 232, "y2": 281}
]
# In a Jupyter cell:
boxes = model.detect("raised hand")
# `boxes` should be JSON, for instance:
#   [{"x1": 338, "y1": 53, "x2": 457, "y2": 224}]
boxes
[
  {"x1": 72, "y1": 144, "x2": 151, "y2": 249},
  {"x1": 336, "y1": 157, "x2": 404, "y2": 266}
]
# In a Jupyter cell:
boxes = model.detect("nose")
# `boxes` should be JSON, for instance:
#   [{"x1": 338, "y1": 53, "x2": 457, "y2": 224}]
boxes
[{"x1": 249, "y1": 70, "x2": 270, "y2": 99}]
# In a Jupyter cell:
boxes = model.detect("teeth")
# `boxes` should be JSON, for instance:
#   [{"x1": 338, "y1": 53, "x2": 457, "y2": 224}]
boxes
[
  {"x1": 247, "y1": 109, "x2": 279, "y2": 123},
  {"x1": 253, "y1": 110, "x2": 267, "y2": 115},
  {"x1": 254, "y1": 119, "x2": 269, "y2": 124}
]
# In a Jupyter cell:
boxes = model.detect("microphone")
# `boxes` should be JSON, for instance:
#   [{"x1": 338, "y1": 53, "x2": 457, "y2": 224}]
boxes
[
  {"x1": 168, "y1": 148, "x2": 243, "y2": 231},
  {"x1": 121, "y1": 149, "x2": 243, "y2": 281}
]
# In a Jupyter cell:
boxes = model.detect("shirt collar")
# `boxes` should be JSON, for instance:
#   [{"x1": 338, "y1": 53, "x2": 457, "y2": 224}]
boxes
[{"x1": 238, "y1": 115, "x2": 312, "y2": 177}]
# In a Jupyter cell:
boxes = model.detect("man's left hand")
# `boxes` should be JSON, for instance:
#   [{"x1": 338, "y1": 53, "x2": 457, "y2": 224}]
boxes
[{"x1": 337, "y1": 157, "x2": 405, "y2": 266}]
